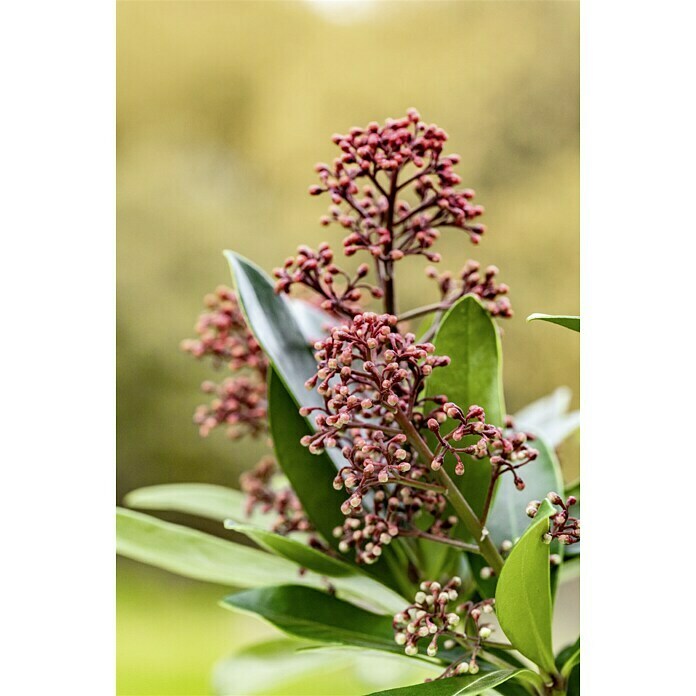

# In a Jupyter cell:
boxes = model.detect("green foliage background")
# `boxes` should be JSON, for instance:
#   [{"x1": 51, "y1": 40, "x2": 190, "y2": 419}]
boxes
[{"x1": 117, "y1": 1, "x2": 579, "y2": 694}]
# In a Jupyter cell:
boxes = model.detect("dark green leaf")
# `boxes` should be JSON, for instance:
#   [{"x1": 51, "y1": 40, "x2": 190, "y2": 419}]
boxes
[
  {"x1": 222, "y1": 585, "x2": 402, "y2": 655},
  {"x1": 426, "y1": 295, "x2": 505, "y2": 517},
  {"x1": 557, "y1": 638, "x2": 580, "y2": 680},
  {"x1": 268, "y1": 369, "x2": 346, "y2": 547},
  {"x1": 495, "y1": 498, "x2": 556, "y2": 674},
  {"x1": 365, "y1": 669, "x2": 541, "y2": 696},
  {"x1": 289, "y1": 298, "x2": 334, "y2": 343},
  {"x1": 526, "y1": 314, "x2": 580, "y2": 332},
  {"x1": 566, "y1": 663, "x2": 580, "y2": 696},
  {"x1": 225, "y1": 251, "x2": 320, "y2": 409},
  {"x1": 226, "y1": 523, "x2": 405, "y2": 613}
]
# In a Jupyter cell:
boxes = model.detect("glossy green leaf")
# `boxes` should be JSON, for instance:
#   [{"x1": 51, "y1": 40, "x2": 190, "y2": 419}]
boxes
[
  {"x1": 116, "y1": 508, "x2": 313, "y2": 588},
  {"x1": 366, "y1": 669, "x2": 541, "y2": 696},
  {"x1": 226, "y1": 523, "x2": 406, "y2": 614},
  {"x1": 268, "y1": 368, "x2": 346, "y2": 545},
  {"x1": 426, "y1": 295, "x2": 505, "y2": 517},
  {"x1": 557, "y1": 638, "x2": 580, "y2": 680},
  {"x1": 513, "y1": 387, "x2": 579, "y2": 448},
  {"x1": 495, "y1": 498, "x2": 556, "y2": 674},
  {"x1": 526, "y1": 314, "x2": 580, "y2": 332},
  {"x1": 222, "y1": 585, "x2": 403, "y2": 655},
  {"x1": 225, "y1": 251, "x2": 321, "y2": 409},
  {"x1": 123, "y1": 483, "x2": 272, "y2": 528},
  {"x1": 289, "y1": 298, "x2": 334, "y2": 343}
]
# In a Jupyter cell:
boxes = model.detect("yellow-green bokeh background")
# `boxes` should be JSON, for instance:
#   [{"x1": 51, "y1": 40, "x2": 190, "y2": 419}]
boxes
[{"x1": 117, "y1": 1, "x2": 579, "y2": 694}]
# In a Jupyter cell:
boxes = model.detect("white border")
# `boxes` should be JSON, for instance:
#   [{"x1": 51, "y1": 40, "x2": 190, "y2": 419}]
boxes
[
  {"x1": 582, "y1": 0, "x2": 696, "y2": 691},
  {"x1": 2, "y1": 0, "x2": 695, "y2": 692},
  {"x1": 0, "y1": 0, "x2": 115, "y2": 693}
]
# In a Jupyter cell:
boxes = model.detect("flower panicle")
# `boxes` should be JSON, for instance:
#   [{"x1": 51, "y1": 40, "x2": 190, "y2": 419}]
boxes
[
  {"x1": 273, "y1": 243, "x2": 383, "y2": 318},
  {"x1": 425, "y1": 260, "x2": 513, "y2": 319},
  {"x1": 393, "y1": 578, "x2": 496, "y2": 677},
  {"x1": 426, "y1": 404, "x2": 538, "y2": 483},
  {"x1": 182, "y1": 286, "x2": 269, "y2": 440},
  {"x1": 309, "y1": 109, "x2": 486, "y2": 264},
  {"x1": 528, "y1": 492, "x2": 581, "y2": 546}
]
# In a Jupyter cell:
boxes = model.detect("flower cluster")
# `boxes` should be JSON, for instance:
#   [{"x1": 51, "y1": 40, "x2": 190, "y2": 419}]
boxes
[
  {"x1": 193, "y1": 377, "x2": 267, "y2": 439},
  {"x1": 239, "y1": 458, "x2": 313, "y2": 536},
  {"x1": 273, "y1": 243, "x2": 383, "y2": 318},
  {"x1": 310, "y1": 109, "x2": 486, "y2": 266},
  {"x1": 182, "y1": 286, "x2": 269, "y2": 440},
  {"x1": 427, "y1": 403, "x2": 538, "y2": 483},
  {"x1": 181, "y1": 286, "x2": 266, "y2": 372},
  {"x1": 527, "y1": 492, "x2": 580, "y2": 546},
  {"x1": 332, "y1": 479, "x2": 456, "y2": 565},
  {"x1": 425, "y1": 261, "x2": 512, "y2": 319},
  {"x1": 301, "y1": 312, "x2": 449, "y2": 453},
  {"x1": 393, "y1": 578, "x2": 496, "y2": 677}
]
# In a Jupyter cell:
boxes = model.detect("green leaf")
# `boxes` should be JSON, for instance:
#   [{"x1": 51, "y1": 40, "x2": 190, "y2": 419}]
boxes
[
  {"x1": 116, "y1": 507, "x2": 313, "y2": 588},
  {"x1": 289, "y1": 298, "x2": 334, "y2": 343},
  {"x1": 225, "y1": 251, "x2": 320, "y2": 409},
  {"x1": 212, "y1": 639, "x2": 353, "y2": 696},
  {"x1": 268, "y1": 368, "x2": 346, "y2": 545},
  {"x1": 426, "y1": 295, "x2": 505, "y2": 517},
  {"x1": 213, "y1": 640, "x2": 437, "y2": 696},
  {"x1": 495, "y1": 498, "x2": 557, "y2": 674},
  {"x1": 513, "y1": 387, "x2": 579, "y2": 448},
  {"x1": 365, "y1": 669, "x2": 541, "y2": 695},
  {"x1": 123, "y1": 483, "x2": 272, "y2": 528},
  {"x1": 526, "y1": 314, "x2": 580, "y2": 332},
  {"x1": 226, "y1": 523, "x2": 406, "y2": 614},
  {"x1": 222, "y1": 585, "x2": 404, "y2": 655},
  {"x1": 557, "y1": 638, "x2": 580, "y2": 680}
]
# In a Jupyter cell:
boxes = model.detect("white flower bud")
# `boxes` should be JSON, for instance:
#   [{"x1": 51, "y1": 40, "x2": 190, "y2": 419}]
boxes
[
  {"x1": 394, "y1": 632, "x2": 407, "y2": 645},
  {"x1": 405, "y1": 644, "x2": 418, "y2": 656},
  {"x1": 415, "y1": 592, "x2": 427, "y2": 605},
  {"x1": 479, "y1": 627, "x2": 492, "y2": 639},
  {"x1": 456, "y1": 662, "x2": 469, "y2": 674},
  {"x1": 480, "y1": 567, "x2": 492, "y2": 580},
  {"x1": 427, "y1": 644, "x2": 438, "y2": 657}
]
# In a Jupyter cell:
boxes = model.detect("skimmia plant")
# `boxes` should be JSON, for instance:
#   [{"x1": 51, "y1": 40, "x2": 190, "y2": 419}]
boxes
[{"x1": 118, "y1": 111, "x2": 580, "y2": 696}]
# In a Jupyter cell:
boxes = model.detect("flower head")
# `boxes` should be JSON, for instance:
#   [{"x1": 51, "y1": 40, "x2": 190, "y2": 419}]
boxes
[{"x1": 310, "y1": 109, "x2": 486, "y2": 266}]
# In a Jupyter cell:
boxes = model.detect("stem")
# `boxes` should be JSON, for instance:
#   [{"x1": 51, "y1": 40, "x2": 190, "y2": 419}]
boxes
[
  {"x1": 391, "y1": 406, "x2": 505, "y2": 574},
  {"x1": 382, "y1": 169, "x2": 399, "y2": 316},
  {"x1": 400, "y1": 530, "x2": 479, "y2": 553},
  {"x1": 397, "y1": 301, "x2": 447, "y2": 322},
  {"x1": 479, "y1": 468, "x2": 499, "y2": 528},
  {"x1": 390, "y1": 476, "x2": 446, "y2": 494}
]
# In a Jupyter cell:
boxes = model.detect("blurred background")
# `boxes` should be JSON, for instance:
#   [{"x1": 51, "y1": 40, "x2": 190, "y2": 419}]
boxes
[{"x1": 117, "y1": 1, "x2": 579, "y2": 694}]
